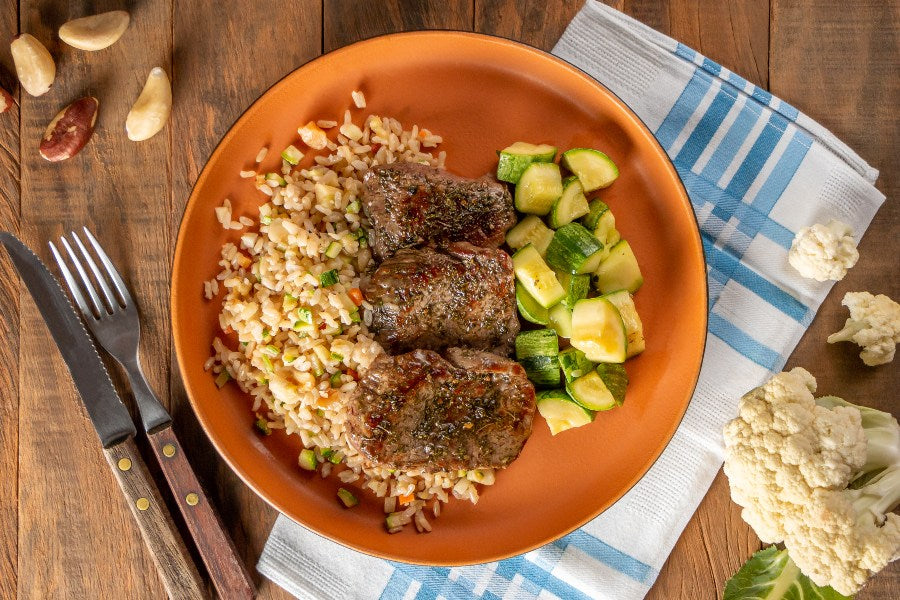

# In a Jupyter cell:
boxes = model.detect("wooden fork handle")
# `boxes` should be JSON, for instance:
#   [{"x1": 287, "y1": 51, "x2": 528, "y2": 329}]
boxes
[
  {"x1": 103, "y1": 437, "x2": 208, "y2": 600},
  {"x1": 148, "y1": 424, "x2": 256, "y2": 600}
]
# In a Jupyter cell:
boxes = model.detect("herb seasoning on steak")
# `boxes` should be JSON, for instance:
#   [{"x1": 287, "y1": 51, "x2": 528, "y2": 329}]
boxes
[
  {"x1": 362, "y1": 242, "x2": 519, "y2": 356},
  {"x1": 361, "y1": 162, "x2": 516, "y2": 261},
  {"x1": 346, "y1": 348, "x2": 536, "y2": 471}
]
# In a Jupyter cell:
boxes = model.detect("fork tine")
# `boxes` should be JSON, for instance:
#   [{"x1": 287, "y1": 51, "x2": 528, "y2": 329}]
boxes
[
  {"x1": 81, "y1": 226, "x2": 132, "y2": 306},
  {"x1": 69, "y1": 230, "x2": 120, "y2": 311},
  {"x1": 49, "y1": 241, "x2": 95, "y2": 318},
  {"x1": 59, "y1": 237, "x2": 105, "y2": 317}
]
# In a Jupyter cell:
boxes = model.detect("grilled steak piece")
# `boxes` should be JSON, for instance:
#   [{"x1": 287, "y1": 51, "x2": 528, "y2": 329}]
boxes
[
  {"x1": 361, "y1": 162, "x2": 516, "y2": 260},
  {"x1": 347, "y1": 348, "x2": 536, "y2": 471},
  {"x1": 362, "y1": 242, "x2": 519, "y2": 355}
]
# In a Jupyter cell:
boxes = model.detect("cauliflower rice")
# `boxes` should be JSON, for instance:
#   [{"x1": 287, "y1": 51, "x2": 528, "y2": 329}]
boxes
[{"x1": 204, "y1": 100, "x2": 495, "y2": 532}]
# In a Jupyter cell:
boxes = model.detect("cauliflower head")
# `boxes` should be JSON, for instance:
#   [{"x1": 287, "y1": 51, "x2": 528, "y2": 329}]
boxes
[
  {"x1": 788, "y1": 219, "x2": 859, "y2": 282},
  {"x1": 828, "y1": 291, "x2": 900, "y2": 366},
  {"x1": 722, "y1": 368, "x2": 900, "y2": 595},
  {"x1": 722, "y1": 368, "x2": 866, "y2": 542}
]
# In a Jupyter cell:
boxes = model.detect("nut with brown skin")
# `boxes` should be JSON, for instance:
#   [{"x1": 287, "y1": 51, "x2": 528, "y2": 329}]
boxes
[
  {"x1": 10, "y1": 34, "x2": 56, "y2": 97},
  {"x1": 39, "y1": 97, "x2": 99, "y2": 162},
  {"x1": 0, "y1": 86, "x2": 13, "y2": 113},
  {"x1": 59, "y1": 11, "x2": 130, "y2": 51}
]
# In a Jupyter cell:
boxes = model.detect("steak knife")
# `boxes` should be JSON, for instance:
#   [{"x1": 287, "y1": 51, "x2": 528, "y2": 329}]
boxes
[{"x1": 0, "y1": 231, "x2": 207, "y2": 600}]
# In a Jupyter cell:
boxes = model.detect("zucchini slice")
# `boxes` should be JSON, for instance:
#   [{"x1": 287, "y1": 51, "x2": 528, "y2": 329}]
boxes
[
  {"x1": 506, "y1": 215, "x2": 555, "y2": 256},
  {"x1": 548, "y1": 303, "x2": 574, "y2": 338},
  {"x1": 497, "y1": 141, "x2": 557, "y2": 183},
  {"x1": 536, "y1": 389, "x2": 594, "y2": 435},
  {"x1": 594, "y1": 240, "x2": 643, "y2": 294},
  {"x1": 561, "y1": 148, "x2": 619, "y2": 191},
  {"x1": 519, "y1": 356, "x2": 561, "y2": 387},
  {"x1": 558, "y1": 347, "x2": 595, "y2": 382},
  {"x1": 548, "y1": 177, "x2": 590, "y2": 228},
  {"x1": 582, "y1": 199, "x2": 610, "y2": 230},
  {"x1": 512, "y1": 244, "x2": 566, "y2": 309},
  {"x1": 554, "y1": 269, "x2": 590, "y2": 308},
  {"x1": 566, "y1": 368, "x2": 620, "y2": 411},
  {"x1": 516, "y1": 329, "x2": 560, "y2": 387},
  {"x1": 545, "y1": 223, "x2": 606, "y2": 275},
  {"x1": 602, "y1": 290, "x2": 645, "y2": 357},
  {"x1": 515, "y1": 329, "x2": 559, "y2": 359},
  {"x1": 516, "y1": 281, "x2": 550, "y2": 325},
  {"x1": 515, "y1": 162, "x2": 563, "y2": 215},
  {"x1": 570, "y1": 297, "x2": 627, "y2": 363},
  {"x1": 596, "y1": 363, "x2": 628, "y2": 404}
]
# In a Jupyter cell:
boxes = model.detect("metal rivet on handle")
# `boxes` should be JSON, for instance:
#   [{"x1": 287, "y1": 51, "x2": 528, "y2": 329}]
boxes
[
  {"x1": 162, "y1": 443, "x2": 176, "y2": 457},
  {"x1": 117, "y1": 458, "x2": 132, "y2": 471},
  {"x1": 185, "y1": 493, "x2": 199, "y2": 506},
  {"x1": 136, "y1": 497, "x2": 150, "y2": 511}
]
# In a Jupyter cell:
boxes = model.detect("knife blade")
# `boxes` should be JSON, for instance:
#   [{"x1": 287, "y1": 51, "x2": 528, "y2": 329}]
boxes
[
  {"x1": 1, "y1": 230, "x2": 207, "y2": 598},
  {"x1": 0, "y1": 231, "x2": 136, "y2": 447}
]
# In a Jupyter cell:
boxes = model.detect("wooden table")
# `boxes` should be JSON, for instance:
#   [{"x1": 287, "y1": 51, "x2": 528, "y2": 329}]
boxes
[{"x1": 1, "y1": 1, "x2": 896, "y2": 598}]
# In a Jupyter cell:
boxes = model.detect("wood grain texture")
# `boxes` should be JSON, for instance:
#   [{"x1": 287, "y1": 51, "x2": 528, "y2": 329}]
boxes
[
  {"x1": 148, "y1": 425, "x2": 255, "y2": 600},
  {"x1": 170, "y1": 3, "x2": 321, "y2": 597},
  {"x1": 474, "y1": 0, "x2": 580, "y2": 50},
  {"x1": 3, "y1": 1, "x2": 898, "y2": 598},
  {"x1": 104, "y1": 436, "x2": 207, "y2": 600},
  {"x1": 771, "y1": 0, "x2": 900, "y2": 596},
  {"x1": 0, "y1": 2, "x2": 20, "y2": 597},
  {"x1": 324, "y1": 0, "x2": 473, "y2": 52},
  {"x1": 17, "y1": 0, "x2": 173, "y2": 597}
]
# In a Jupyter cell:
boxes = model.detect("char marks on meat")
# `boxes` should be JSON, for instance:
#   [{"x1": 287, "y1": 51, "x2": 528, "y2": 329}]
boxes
[
  {"x1": 362, "y1": 242, "x2": 519, "y2": 356},
  {"x1": 346, "y1": 348, "x2": 536, "y2": 471},
  {"x1": 361, "y1": 162, "x2": 516, "y2": 261}
]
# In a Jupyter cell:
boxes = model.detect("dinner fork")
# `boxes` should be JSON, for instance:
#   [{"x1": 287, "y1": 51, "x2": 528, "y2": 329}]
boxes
[{"x1": 51, "y1": 227, "x2": 255, "y2": 600}]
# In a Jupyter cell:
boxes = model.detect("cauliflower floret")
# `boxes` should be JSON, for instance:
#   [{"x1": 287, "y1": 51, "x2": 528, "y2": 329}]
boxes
[
  {"x1": 787, "y1": 486, "x2": 900, "y2": 595},
  {"x1": 723, "y1": 368, "x2": 900, "y2": 595},
  {"x1": 827, "y1": 291, "x2": 900, "y2": 366},
  {"x1": 788, "y1": 219, "x2": 859, "y2": 281}
]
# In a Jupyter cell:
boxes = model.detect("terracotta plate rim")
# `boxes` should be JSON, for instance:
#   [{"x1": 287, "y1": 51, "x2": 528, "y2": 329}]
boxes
[{"x1": 172, "y1": 30, "x2": 708, "y2": 566}]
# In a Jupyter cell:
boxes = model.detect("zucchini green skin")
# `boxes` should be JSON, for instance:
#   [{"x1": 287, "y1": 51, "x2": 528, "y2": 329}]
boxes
[
  {"x1": 506, "y1": 215, "x2": 555, "y2": 256},
  {"x1": 596, "y1": 363, "x2": 628, "y2": 404},
  {"x1": 515, "y1": 162, "x2": 563, "y2": 215},
  {"x1": 512, "y1": 244, "x2": 566, "y2": 308},
  {"x1": 561, "y1": 148, "x2": 619, "y2": 191},
  {"x1": 582, "y1": 199, "x2": 610, "y2": 230},
  {"x1": 519, "y1": 355, "x2": 561, "y2": 387},
  {"x1": 555, "y1": 269, "x2": 590, "y2": 307},
  {"x1": 536, "y1": 389, "x2": 594, "y2": 435},
  {"x1": 515, "y1": 281, "x2": 550, "y2": 325},
  {"x1": 566, "y1": 369, "x2": 619, "y2": 411},
  {"x1": 545, "y1": 223, "x2": 605, "y2": 275},
  {"x1": 298, "y1": 449, "x2": 318, "y2": 471},
  {"x1": 558, "y1": 347, "x2": 595, "y2": 382},
  {"x1": 602, "y1": 289, "x2": 645, "y2": 357},
  {"x1": 548, "y1": 303, "x2": 573, "y2": 338},
  {"x1": 496, "y1": 142, "x2": 557, "y2": 183},
  {"x1": 515, "y1": 328, "x2": 559, "y2": 359},
  {"x1": 594, "y1": 240, "x2": 643, "y2": 294},
  {"x1": 548, "y1": 176, "x2": 590, "y2": 228}
]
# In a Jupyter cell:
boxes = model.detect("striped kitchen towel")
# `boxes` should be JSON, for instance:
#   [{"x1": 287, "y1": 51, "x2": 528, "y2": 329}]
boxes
[{"x1": 257, "y1": 2, "x2": 886, "y2": 598}]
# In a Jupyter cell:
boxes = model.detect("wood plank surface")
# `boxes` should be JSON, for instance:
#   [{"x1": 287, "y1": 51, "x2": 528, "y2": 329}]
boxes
[
  {"x1": 1, "y1": 1, "x2": 897, "y2": 598},
  {"x1": 0, "y1": 3, "x2": 20, "y2": 598},
  {"x1": 16, "y1": 0, "x2": 173, "y2": 597}
]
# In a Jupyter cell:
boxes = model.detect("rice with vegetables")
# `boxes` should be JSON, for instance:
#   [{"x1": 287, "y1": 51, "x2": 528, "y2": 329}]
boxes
[{"x1": 204, "y1": 96, "x2": 495, "y2": 532}]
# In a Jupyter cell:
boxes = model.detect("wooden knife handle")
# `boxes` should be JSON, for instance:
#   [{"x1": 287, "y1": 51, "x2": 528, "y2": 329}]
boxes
[
  {"x1": 148, "y1": 425, "x2": 256, "y2": 600},
  {"x1": 103, "y1": 437, "x2": 208, "y2": 600}
]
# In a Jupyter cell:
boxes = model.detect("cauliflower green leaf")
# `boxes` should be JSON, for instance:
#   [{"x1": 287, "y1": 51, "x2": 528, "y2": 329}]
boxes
[{"x1": 724, "y1": 546, "x2": 852, "y2": 600}]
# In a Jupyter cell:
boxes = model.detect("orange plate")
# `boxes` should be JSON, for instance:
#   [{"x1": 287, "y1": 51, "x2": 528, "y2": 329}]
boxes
[{"x1": 172, "y1": 31, "x2": 707, "y2": 565}]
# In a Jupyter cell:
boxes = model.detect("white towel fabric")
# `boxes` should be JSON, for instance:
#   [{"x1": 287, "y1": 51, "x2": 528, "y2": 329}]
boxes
[{"x1": 257, "y1": 2, "x2": 885, "y2": 598}]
